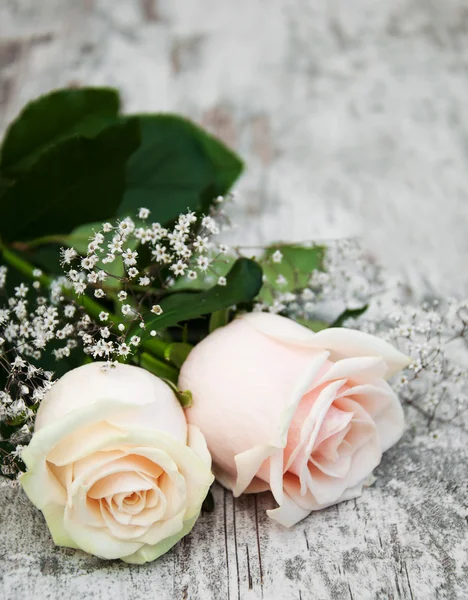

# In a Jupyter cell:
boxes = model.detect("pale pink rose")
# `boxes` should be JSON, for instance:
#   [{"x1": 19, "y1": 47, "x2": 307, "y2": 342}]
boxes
[{"x1": 179, "y1": 313, "x2": 410, "y2": 527}]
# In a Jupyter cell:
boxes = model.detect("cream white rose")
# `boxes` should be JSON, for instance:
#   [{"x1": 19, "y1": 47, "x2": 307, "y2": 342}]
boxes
[
  {"x1": 20, "y1": 362, "x2": 214, "y2": 564},
  {"x1": 179, "y1": 313, "x2": 410, "y2": 527}
]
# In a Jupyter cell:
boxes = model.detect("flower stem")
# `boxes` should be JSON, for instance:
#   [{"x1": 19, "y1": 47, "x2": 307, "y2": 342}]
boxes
[{"x1": 138, "y1": 352, "x2": 178, "y2": 383}]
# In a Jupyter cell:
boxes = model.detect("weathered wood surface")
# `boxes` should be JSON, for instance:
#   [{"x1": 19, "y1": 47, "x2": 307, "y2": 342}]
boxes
[{"x1": 0, "y1": 1, "x2": 467, "y2": 599}]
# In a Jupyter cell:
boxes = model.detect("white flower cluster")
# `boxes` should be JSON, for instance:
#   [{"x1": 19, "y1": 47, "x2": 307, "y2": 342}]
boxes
[
  {"x1": 59, "y1": 203, "x2": 233, "y2": 362},
  {"x1": 256, "y1": 239, "x2": 384, "y2": 317},
  {"x1": 0, "y1": 267, "x2": 83, "y2": 477}
]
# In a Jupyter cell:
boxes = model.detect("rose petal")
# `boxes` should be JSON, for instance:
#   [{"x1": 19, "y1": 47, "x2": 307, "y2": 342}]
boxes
[
  {"x1": 88, "y1": 472, "x2": 154, "y2": 499},
  {"x1": 100, "y1": 502, "x2": 149, "y2": 540},
  {"x1": 338, "y1": 383, "x2": 405, "y2": 451},
  {"x1": 63, "y1": 505, "x2": 144, "y2": 559},
  {"x1": 241, "y1": 313, "x2": 410, "y2": 378},
  {"x1": 315, "y1": 356, "x2": 387, "y2": 387},
  {"x1": 121, "y1": 513, "x2": 200, "y2": 565},
  {"x1": 35, "y1": 363, "x2": 187, "y2": 445}
]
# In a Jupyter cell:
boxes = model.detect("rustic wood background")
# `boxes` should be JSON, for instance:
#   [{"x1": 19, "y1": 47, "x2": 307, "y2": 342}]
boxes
[{"x1": 0, "y1": 1, "x2": 467, "y2": 599}]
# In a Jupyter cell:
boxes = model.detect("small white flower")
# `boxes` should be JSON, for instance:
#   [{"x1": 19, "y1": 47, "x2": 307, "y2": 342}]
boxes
[
  {"x1": 217, "y1": 276, "x2": 227, "y2": 286},
  {"x1": 197, "y1": 256, "x2": 211, "y2": 272},
  {"x1": 276, "y1": 275, "x2": 287, "y2": 286},
  {"x1": 108, "y1": 239, "x2": 123, "y2": 254},
  {"x1": 32, "y1": 269, "x2": 43, "y2": 278},
  {"x1": 102, "y1": 254, "x2": 116, "y2": 264},
  {"x1": 99, "y1": 311, "x2": 109, "y2": 322},
  {"x1": 94, "y1": 289, "x2": 105, "y2": 299},
  {"x1": 122, "y1": 249, "x2": 138, "y2": 266},
  {"x1": 121, "y1": 304, "x2": 133, "y2": 316},
  {"x1": 102, "y1": 222, "x2": 113, "y2": 233},
  {"x1": 194, "y1": 236, "x2": 209, "y2": 253},
  {"x1": 218, "y1": 244, "x2": 229, "y2": 254},
  {"x1": 201, "y1": 216, "x2": 219, "y2": 235},
  {"x1": 152, "y1": 245, "x2": 170, "y2": 264},
  {"x1": 272, "y1": 250, "x2": 283, "y2": 264},
  {"x1": 117, "y1": 291, "x2": 127, "y2": 301},
  {"x1": 12, "y1": 356, "x2": 26, "y2": 369},
  {"x1": 14, "y1": 283, "x2": 29, "y2": 298},
  {"x1": 87, "y1": 241, "x2": 101, "y2": 254},
  {"x1": 73, "y1": 281, "x2": 87, "y2": 295},
  {"x1": 100, "y1": 327, "x2": 110, "y2": 339},
  {"x1": 139, "y1": 276, "x2": 151, "y2": 286},
  {"x1": 81, "y1": 255, "x2": 98, "y2": 270},
  {"x1": 138, "y1": 207, "x2": 150, "y2": 220},
  {"x1": 61, "y1": 247, "x2": 78, "y2": 265},
  {"x1": 119, "y1": 217, "x2": 135, "y2": 235},
  {"x1": 118, "y1": 323, "x2": 125, "y2": 332},
  {"x1": 170, "y1": 261, "x2": 187, "y2": 276},
  {"x1": 183, "y1": 211, "x2": 197, "y2": 224},
  {"x1": 127, "y1": 267, "x2": 138, "y2": 279},
  {"x1": 97, "y1": 271, "x2": 107, "y2": 282},
  {"x1": 150, "y1": 330, "x2": 157, "y2": 336},
  {"x1": 173, "y1": 241, "x2": 190, "y2": 257},
  {"x1": 64, "y1": 305, "x2": 76, "y2": 318},
  {"x1": 187, "y1": 270, "x2": 197, "y2": 280},
  {"x1": 175, "y1": 220, "x2": 191, "y2": 235},
  {"x1": 118, "y1": 343, "x2": 131, "y2": 356},
  {"x1": 130, "y1": 335, "x2": 141, "y2": 346},
  {"x1": 151, "y1": 305, "x2": 163, "y2": 316}
]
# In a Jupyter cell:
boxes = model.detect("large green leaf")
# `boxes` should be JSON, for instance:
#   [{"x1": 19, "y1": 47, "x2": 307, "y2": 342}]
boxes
[
  {"x1": 120, "y1": 115, "x2": 243, "y2": 224},
  {"x1": 0, "y1": 119, "x2": 140, "y2": 242},
  {"x1": 0, "y1": 88, "x2": 120, "y2": 177},
  {"x1": 135, "y1": 258, "x2": 262, "y2": 341}
]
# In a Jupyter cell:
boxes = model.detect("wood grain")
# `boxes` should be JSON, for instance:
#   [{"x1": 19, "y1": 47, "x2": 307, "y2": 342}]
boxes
[{"x1": 1, "y1": 1, "x2": 467, "y2": 598}]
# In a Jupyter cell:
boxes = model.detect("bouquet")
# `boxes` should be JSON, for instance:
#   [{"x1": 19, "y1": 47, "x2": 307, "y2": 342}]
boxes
[{"x1": 0, "y1": 87, "x2": 466, "y2": 564}]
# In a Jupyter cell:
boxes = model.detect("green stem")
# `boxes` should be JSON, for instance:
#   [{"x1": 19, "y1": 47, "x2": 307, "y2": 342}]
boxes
[
  {"x1": 138, "y1": 352, "x2": 178, "y2": 383},
  {"x1": 0, "y1": 242, "x2": 169, "y2": 361}
]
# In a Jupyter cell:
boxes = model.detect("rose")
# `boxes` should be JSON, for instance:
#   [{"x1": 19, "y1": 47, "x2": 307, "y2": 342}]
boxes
[
  {"x1": 179, "y1": 313, "x2": 409, "y2": 527},
  {"x1": 20, "y1": 362, "x2": 214, "y2": 564}
]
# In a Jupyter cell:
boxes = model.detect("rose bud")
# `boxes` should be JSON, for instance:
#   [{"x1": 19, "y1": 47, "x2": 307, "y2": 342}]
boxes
[
  {"x1": 20, "y1": 362, "x2": 213, "y2": 563},
  {"x1": 179, "y1": 313, "x2": 410, "y2": 527}
]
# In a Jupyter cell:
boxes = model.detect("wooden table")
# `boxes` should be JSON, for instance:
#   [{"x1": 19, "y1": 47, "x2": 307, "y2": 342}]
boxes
[{"x1": 1, "y1": 2, "x2": 467, "y2": 598}]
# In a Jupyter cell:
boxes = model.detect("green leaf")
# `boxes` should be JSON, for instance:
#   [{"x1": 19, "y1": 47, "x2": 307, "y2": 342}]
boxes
[
  {"x1": 259, "y1": 244, "x2": 325, "y2": 305},
  {"x1": 0, "y1": 87, "x2": 120, "y2": 176},
  {"x1": 0, "y1": 119, "x2": 140, "y2": 242},
  {"x1": 331, "y1": 305, "x2": 369, "y2": 327},
  {"x1": 137, "y1": 258, "x2": 263, "y2": 341},
  {"x1": 294, "y1": 317, "x2": 330, "y2": 332},
  {"x1": 163, "y1": 343, "x2": 193, "y2": 369},
  {"x1": 120, "y1": 115, "x2": 243, "y2": 224},
  {"x1": 209, "y1": 309, "x2": 230, "y2": 333}
]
